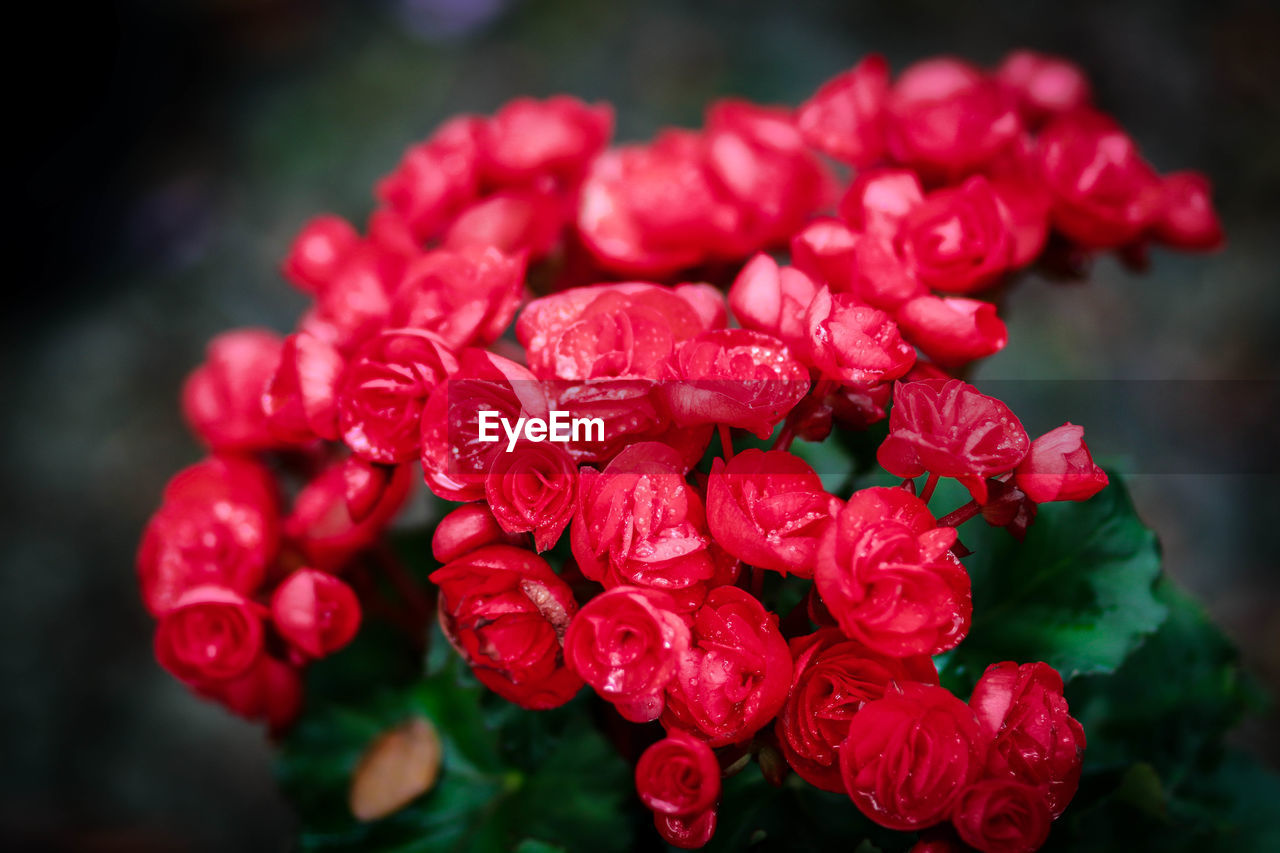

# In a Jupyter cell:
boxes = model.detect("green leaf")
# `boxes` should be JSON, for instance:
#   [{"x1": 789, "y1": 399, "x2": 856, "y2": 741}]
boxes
[
  {"x1": 279, "y1": 645, "x2": 634, "y2": 853},
  {"x1": 943, "y1": 475, "x2": 1167, "y2": 688}
]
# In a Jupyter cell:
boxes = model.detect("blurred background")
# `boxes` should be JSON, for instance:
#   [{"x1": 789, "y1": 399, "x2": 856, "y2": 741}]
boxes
[{"x1": 3, "y1": 0, "x2": 1278, "y2": 849}]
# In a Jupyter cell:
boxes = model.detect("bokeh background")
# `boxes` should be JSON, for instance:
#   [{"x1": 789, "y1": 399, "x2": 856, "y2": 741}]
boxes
[{"x1": 4, "y1": 0, "x2": 1278, "y2": 849}]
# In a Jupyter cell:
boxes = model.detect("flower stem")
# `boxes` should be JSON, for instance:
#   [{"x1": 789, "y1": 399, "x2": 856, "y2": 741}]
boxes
[
  {"x1": 919, "y1": 473, "x2": 939, "y2": 503},
  {"x1": 719, "y1": 423, "x2": 734, "y2": 460},
  {"x1": 937, "y1": 500, "x2": 982, "y2": 528}
]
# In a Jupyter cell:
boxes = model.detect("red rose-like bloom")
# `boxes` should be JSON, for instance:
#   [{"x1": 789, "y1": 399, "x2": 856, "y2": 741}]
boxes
[
  {"x1": 662, "y1": 586, "x2": 792, "y2": 746},
  {"x1": 420, "y1": 348, "x2": 549, "y2": 502},
  {"x1": 430, "y1": 502, "x2": 526, "y2": 563},
  {"x1": 1153, "y1": 171, "x2": 1223, "y2": 251},
  {"x1": 777, "y1": 629, "x2": 939, "y2": 792},
  {"x1": 197, "y1": 653, "x2": 303, "y2": 735},
  {"x1": 790, "y1": 218, "x2": 860, "y2": 291},
  {"x1": 297, "y1": 241, "x2": 406, "y2": 356},
  {"x1": 388, "y1": 246, "x2": 527, "y2": 351},
  {"x1": 662, "y1": 329, "x2": 810, "y2": 439},
  {"x1": 816, "y1": 487, "x2": 971, "y2": 657},
  {"x1": 443, "y1": 188, "x2": 567, "y2": 260},
  {"x1": 840, "y1": 167, "x2": 925, "y2": 236},
  {"x1": 485, "y1": 440, "x2": 579, "y2": 552},
  {"x1": 705, "y1": 449, "x2": 839, "y2": 578},
  {"x1": 806, "y1": 288, "x2": 916, "y2": 388},
  {"x1": 571, "y1": 442, "x2": 715, "y2": 592},
  {"x1": 896, "y1": 295, "x2": 1008, "y2": 367},
  {"x1": 138, "y1": 456, "x2": 279, "y2": 616},
  {"x1": 728, "y1": 254, "x2": 822, "y2": 356},
  {"x1": 1038, "y1": 109, "x2": 1163, "y2": 249},
  {"x1": 564, "y1": 586, "x2": 691, "y2": 721},
  {"x1": 994, "y1": 50, "x2": 1092, "y2": 127},
  {"x1": 703, "y1": 99, "x2": 831, "y2": 251},
  {"x1": 840, "y1": 683, "x2": 989, "y2": 830},
  {"x1": 884, "y1": 58, "x2": 1021, "y2": 183},
  {"x1": 262, "y1": 332, "x2": 346, "y2": 444},
  {"x1": 431, "y1": 546, "x2": 582, "y2": 709},
  {"x1": 576, "y1": 131, "x2": 741, "y2": 276},
  {"x1": 182, "y1": 328, "x2": 285, "y2": 452},
  {"x1": 797, "y1": 54, "x2": 890, "y2": 168},
  {"x1": 1014, "y1": 423, "x2": 1108, "y2": 504},
  {"x1": 478, "y1": 95, "x2": 613, "y2": 187},
  {"x1": 635, "y1": 731, "x2": 721, "y2": 816},
  {"x1": 154, "y1": 585, "x2": 264, "y2": 684},
  {"x1": 877, "y1": 379, "x2": 1030, "y2": 503},
  {"x1": 969, "y1": 661, "x2": 1086, "y2": 817},
  {"x1": 896, "y1": 176, "x2": 1013, "y2": 294},
  {"x1": 656, "y1": 809, "x2": 718, "y2": 850},
  {"x1": 376, "y1": 115, "x2": 483, "y2": 242},
  {"x1": 338, "y1": 328, "x2": 458, "y2": 464},
  {"x1": 516, "y1": 283, "x2": 709, "y2": 382},
  {"x1": 270, "y1": 568, "x2": 361, "y2": 659},
  {"x1": 284, "y1": 457, "x2": 414, "y2": 572},
  {"x1": 952, "y1": 779, "x2": 1052, "y2": 853},
  {"x1": 282, "y1": 214, "x2": 359, "y2": 295}
]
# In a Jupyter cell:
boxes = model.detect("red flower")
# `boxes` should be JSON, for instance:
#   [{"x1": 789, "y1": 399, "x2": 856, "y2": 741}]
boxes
[
  {"x1": 1014, "y1": 423, "x2": 1108, "y2": 504},
  {"x1": 728, "y1": 254, "x2": 823, "y2": 355},
  {"x1": 478, "y1": 95, "x2": 613, "y2": 187},
  {"x1": 430, "y1": 502, "x2": 527, "y2": 563},
  {"x1": 138, "y1": 456, "x2": 279, "y2": 616},
  {"x1": 284, "y1": 457, "x2": 415, "y2": 572},
  {"x1": 790, "y1": 218, "x2": 860, "y2": 292},
  {"x1": 994, "y1": 50, "x2": 1092, "y2": 127},
  {"x1": 896, "y1": 176, "x2": 1014, "y2": 294},
  {"x1": 420, "y1": 348, "x2": 549, "y2": 502},
  {"x1": 262, "y1": 332, "x2": 346, "y2": 444},
  {"x1": 282, "y1": 214, "x2": 360, "y2": 295},
  {"x1": 297, "y1": 241, "x2": 407, "y2": 356},
  {"x1": 662, "y1": 329, "x2": 810, "y2": 439},
  {"x1": 442, "y1": 188, "x2": 568, "y2": 259},
  {"x1": 840, "y1": 683, "x2": 989, "y2": 830},
  {"x1": 952, "y1": 779, "x2": 1052, "y2": 853},
  {"x1": 884, "y1": 58, "x2": 1021, "y2": 182},
  {"x1": 564, "y1": 586, "x2": 691, "y2": 721},
  {"x1": 796, "y1": 54, "x2": 890, "y2": 167},
  {"x1": 968, "y1": 662, "x2": 1086, "y2": 817},
  {"x1": 516, "y1": 282, "x2": 710, "y2": 382},
  {"x1": 839, "y1": 167, "x2": 925, "y2": 236},
  {"x1": 1153, "y1": 171, "x2": 1223, "y2": 251},
  {"x1": 182, "y1": 328, "x2": 285, "y2": 451},
  {"x1": 571, "y1": 442, "x2": 715, "y2": 592},
  {"x1": 576, "y1": 131, "x2": 741, "y2": 276},
  {"x1": 805, "y1": 287, "x2": 916, "y2": 388},
  {"x1": 895, "y1": 295, "x2": 1008, "y2": 367},
  {"x1": 635, "y1": 731, "x2": 721, "y2": 816},
  {"x1": 485, "y1": 440, "x2": 579, "y2": 552},
  {"x1": 661, "y1": 586, "x2": 792, "y2": 746},
  {"x1": 655, "y1": 809, "x2": 718, "y2": 850},
  {"x1": 270, "y1": 568, "x2": 362, "y2": 660},
  {"x1": 431, "y1": 545, "x2": 582, "y2": 710},
  {"x1": 1038, "y1": 109, "x2": 1163, "y2": 249},
  {"x1": 816, "y1": 486, "x2": 971, "y2": 656},
  {"x1": 376, "y1": 115, "x2": 483, "y2": 242},
  {"x1": 195, "y1": 653, "x2": 303, "y2": 735},
  {"x1": 777, "y1": 629, "x2": 939, "y2": 792},
  {"x1": 388, "y1": 245, "x2": 527, "y2": 351},
  {"x1": 705, "y1": 449, "x2": 838, "y2": 578},
  {"x1": 338, "y1": 328, "x2": 458, "y2": 464},
  {"x1": 702, "y1": 99, "x2": 831, "y2": 251},
  {"x1": 154, "y1": 585, "x2": 265, "y2": 684},
  {"x1": 877, "y1": 379, "x2": 1030, "y2": 503}
]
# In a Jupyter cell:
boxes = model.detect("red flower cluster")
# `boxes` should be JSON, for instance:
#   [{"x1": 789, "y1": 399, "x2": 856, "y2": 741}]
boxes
[{"x1": 140, "y1": 51, "x2": 1216, "y2": 850}]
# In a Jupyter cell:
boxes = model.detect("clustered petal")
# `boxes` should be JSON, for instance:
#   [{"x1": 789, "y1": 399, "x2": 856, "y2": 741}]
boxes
[{"x1": 140, "y1": 54, "x2": 1214, "y2": 850}]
